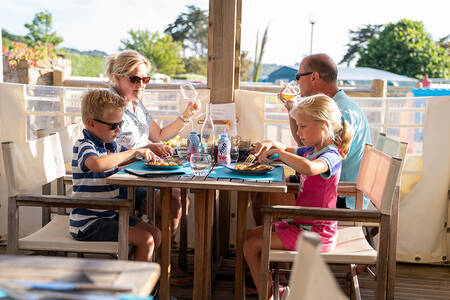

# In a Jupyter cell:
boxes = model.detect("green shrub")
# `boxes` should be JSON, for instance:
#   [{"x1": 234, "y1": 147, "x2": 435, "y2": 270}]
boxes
[{"x1": 68, "y1": 53, "x2": 105, "y2": 77}]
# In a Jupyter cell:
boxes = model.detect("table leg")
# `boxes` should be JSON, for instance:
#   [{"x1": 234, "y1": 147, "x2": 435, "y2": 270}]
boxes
[
  {"x1": 193, "y1": 189, "x2": 215, "y2": 300},
  {"x1": 179, "y1": 188, "x2": 188, "y2": 271},
  {"x1": 160, "y1": 187, "x2": 172, "y2": 300},
  {"x1": 235, "y1": 191, "x2": 250, "y2": 300}
]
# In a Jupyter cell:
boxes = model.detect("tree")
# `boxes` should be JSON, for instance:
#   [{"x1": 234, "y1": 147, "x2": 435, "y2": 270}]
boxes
[
  {"x1": 357, "y1": 19, "x2": 449, "y2": 79},
  {"x1": 120, "y1": 29, "x2": 185, "y2": 77},
  {"x1": 340, "y1": 24, "x2": 383, "y2": 66},
  {"x1": 164, "y1": 5, "x2": 208, "y2": 57},
  {"x1": 239, "y1": 51, "x2": 252, "y2": 82},
  {"x1": 183, "y1": 56, "x2": 207, "y2": 76},
  {"x1": 24, "y1": 10, "x2": 63, "y2": 46},
  {"x1": 252, "y1": 24, "x2": 270, "y2": 82}
]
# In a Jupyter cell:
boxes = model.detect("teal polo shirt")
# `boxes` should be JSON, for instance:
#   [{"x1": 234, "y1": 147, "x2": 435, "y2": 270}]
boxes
[{"x1": 333, "y1": 90, "x2": 372, "y2": 209}]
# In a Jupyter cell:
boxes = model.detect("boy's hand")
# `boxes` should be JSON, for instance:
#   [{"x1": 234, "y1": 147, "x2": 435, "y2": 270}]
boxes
[
  {"x1": 149, "y1": 143, "x2": 175, "y2": 157},
  {"x1": 136, "y1": 148, "x2": 159, "y2": 162}
]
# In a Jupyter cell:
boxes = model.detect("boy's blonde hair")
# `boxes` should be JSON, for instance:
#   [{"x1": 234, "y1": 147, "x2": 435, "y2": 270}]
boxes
[
  {"x1": 81, "y1": 90, "x2": 126, "y2": 126},
  {"x1": 105, "y1": 50, "x2": 151, "y2": 84},
  {"x1": 290, "y1": 94, "x2": 354, "y2": 159}
]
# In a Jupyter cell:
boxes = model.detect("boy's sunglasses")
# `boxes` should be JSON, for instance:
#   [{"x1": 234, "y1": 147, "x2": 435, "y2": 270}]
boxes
[
  {"x1": 126, "y1": 75, "x2": 151, "y2": 85},
  {"x1": 295, "y1": 72, "x2": 313, "y2": 80},
  {"x1": 94, "y1": 119, "x2": 124, "y2": 130}
]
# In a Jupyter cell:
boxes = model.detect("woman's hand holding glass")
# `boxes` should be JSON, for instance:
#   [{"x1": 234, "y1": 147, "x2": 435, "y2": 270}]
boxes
[
  {"x1": 182, "y1": 96, "x2": 201, "y2": 120},
  {"x1": 148, "y1": 143, "x2": 175, "y2": 157}
]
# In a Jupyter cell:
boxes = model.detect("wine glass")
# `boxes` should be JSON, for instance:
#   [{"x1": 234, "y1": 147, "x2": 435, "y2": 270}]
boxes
[
  {"x1": 180, "y1": 82, "x2": 198, "y2": 103},
  {"x1": 281, "y1": 80, "x2": 300, "y2": 102}
]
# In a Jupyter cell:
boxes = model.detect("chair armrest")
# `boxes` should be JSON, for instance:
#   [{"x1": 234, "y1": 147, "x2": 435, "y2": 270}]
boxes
[
  {"x1": 63, "y1": 174, "x2": 73, "y2": 185},
  {"x1": 261, "y1": 205, "x2": 381, "y2": 223},
  {"x1": 286, "y1": 182, "x2": 298, "y2": 194},
  {"x1": 15, "y1": 194, "x2": 131, "y2": 210},
  {"x1": 337, "y1": 182, "x2": 357, "y2": 196}
]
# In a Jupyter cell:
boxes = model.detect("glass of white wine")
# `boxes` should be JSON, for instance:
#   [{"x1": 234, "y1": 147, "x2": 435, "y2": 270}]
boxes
[
  {"x1": 280, "y1": 80, "x2": 300, "y2": 102},
  {"x1": 180, "y1": 82, "x2": 198, "y2": 103}
]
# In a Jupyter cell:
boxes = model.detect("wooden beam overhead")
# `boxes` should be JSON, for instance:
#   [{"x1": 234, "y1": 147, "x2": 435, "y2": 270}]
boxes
[{"x1": 208, "y1": 0, "x2": 240, "y2": 104}]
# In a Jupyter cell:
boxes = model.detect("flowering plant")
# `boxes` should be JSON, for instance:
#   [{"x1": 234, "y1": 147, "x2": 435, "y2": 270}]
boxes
[{"x1": 2, "y1": 42, "x2": 58, "y2": 70}]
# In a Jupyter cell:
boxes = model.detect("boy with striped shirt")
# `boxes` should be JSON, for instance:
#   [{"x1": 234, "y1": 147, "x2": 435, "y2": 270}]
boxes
[{"x1": 71, "y1": 89, "x2": 161, "y2": 261}]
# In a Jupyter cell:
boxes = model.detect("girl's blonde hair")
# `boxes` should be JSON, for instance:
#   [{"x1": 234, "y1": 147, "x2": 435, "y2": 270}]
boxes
[
  {"x1": 290, "y1": 94, "x2": 354, "y2": 159},
  {"x1": 81, "y1": 90, "x2": 126, "y2": 126},
  {"x1": 105, "y1": 50, "x2": 151, "y2": 84}
]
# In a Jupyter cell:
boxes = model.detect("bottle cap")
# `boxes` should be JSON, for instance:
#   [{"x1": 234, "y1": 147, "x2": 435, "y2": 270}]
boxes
[{"x1": 190, "y1": 131, "x2": 197, "y2": 134}]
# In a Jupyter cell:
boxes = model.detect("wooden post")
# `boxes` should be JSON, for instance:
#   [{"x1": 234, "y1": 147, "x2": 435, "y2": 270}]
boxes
[
  {"x1": 234, "y1": 0, "x2": 242, "y2": 89},
  {"x1": 372, "y1": 79, "x2": 387, "y2": 97},
  {"x1": 53, "y1": 69, "x2": 65, "y2": 86},
  {"x1": 208, "y1": 0, "x2": 238, "y2": 104}
]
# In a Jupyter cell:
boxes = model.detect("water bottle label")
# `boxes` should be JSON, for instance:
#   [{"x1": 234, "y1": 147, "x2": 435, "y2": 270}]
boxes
[
  {"x1": 187, "y1": 134, "x2": 200, "y2": 160},
  {"x1": 217, "y1": 138, "x2": 231, "y2": 165}
]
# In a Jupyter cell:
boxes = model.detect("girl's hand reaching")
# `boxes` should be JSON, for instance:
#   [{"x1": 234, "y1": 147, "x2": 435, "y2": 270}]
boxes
[
  {"x1": 252, "y1": 140, "x2": 274, "y2": 157},
  {"x1": 252, "y1": 140, "x2": 286, "y2": 158},
  {"x1": 258, "y1": 149, "x2": 281, "y2": 164}
]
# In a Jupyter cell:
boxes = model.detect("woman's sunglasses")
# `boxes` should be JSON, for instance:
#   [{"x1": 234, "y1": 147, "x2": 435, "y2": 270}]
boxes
[
  {"x1": 94, "y1": 119, "x2": 124, "y2": 130},
  {"x1": 126, "y1": 75, "x2": 151, "y2": 85}
]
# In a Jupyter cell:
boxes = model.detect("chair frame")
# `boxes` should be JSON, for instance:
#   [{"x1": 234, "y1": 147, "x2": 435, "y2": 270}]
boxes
[
  {"x1": 3, "y1": 136, "x2": 133, "y2": 260},
  {"x1": 259, "y1": 145, "x2": 402, "y2": 300}
]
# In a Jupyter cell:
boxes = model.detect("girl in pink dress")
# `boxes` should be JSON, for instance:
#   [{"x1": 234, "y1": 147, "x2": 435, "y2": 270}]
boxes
[{"x1": 243, "y1": 94, "x2": 354, "y2": 299}]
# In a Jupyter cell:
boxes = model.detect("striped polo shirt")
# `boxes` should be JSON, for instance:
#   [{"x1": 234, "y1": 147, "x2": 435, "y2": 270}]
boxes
[{"x1": 69, "y1": 129, "x2": 127, "y2": 237}]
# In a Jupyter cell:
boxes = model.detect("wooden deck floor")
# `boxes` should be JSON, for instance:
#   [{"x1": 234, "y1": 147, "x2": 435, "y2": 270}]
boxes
[
  {"x1": 1, "y1": 245, "x2": 449, "y2": 299},
  {"x1": 170, "y1": 252, "x2": 450, "y2": 300}
]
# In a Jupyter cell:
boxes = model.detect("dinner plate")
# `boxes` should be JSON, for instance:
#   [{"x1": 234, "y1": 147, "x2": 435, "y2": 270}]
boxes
[
  {"x1": 145, "y1": 160, "x2": 188, "y2": 170},
  {"x1": 225, "y1": 163, "x2": 275, "y2": 175}
]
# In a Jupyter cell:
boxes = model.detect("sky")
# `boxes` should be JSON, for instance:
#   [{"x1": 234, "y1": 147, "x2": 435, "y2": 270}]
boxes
[{"x1": 1, "y1": 0, "x2": 449, "y2": 67}]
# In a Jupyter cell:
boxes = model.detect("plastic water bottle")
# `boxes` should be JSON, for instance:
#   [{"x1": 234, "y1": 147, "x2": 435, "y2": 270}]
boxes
[
  {"x1": 217, "y1": 134, "x2": 231, "y2": 165},
  {"x1": 187, "y1": 131, "x2": 200, "y2": 161},
  {"x1": 200, "y1": 103, "x2": 215, "y2": 159}
]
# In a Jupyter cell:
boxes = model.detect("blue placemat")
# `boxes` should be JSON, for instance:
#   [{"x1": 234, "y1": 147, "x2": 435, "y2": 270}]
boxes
[
  {"x1": 119, "y1": 161, "x2": 192, "y2": 176},
  {"x1": 208, "y1": 165, "x2": 283, "y2": 182}
]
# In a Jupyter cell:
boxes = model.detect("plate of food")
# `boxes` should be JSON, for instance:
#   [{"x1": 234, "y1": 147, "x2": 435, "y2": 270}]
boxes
[
  {"x1": 225, "y1": 162, "x2": 275, "y2": 175},
  {"x1": 145, "y1": 158, "x2": 188, "y2": 170}
]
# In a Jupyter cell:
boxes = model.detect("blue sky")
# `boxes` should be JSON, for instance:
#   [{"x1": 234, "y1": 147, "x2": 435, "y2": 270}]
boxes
[{"x1": 1, "y1": 0, "x2": 448, "y2": 66}]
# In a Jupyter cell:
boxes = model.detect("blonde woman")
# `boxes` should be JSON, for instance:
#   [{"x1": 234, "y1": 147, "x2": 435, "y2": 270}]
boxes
[{"x1": 105, "y1": 50, "x2": 198, "y2": 286}]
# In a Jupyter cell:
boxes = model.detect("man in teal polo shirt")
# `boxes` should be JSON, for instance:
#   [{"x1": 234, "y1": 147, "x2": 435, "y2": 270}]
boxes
[{"x1": 288, "y1": 53, "x2": 371, "y2": 209}]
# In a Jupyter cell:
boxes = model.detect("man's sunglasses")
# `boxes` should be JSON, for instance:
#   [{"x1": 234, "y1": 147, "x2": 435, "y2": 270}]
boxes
[
  {"x1": 126, "y1": 75, "x2": 151, "y2": 85},
  {"x1": 295, "y1": 72, "x2": 313, "y2": 80},
  {"x1": 94, "y1": 119, "x2": 124, "y2": 130}
]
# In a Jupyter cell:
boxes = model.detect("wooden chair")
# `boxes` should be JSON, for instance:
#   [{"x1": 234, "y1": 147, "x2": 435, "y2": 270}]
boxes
[
  {"x1": 3, "y1": 133, "x2": 132, "y2": 259},
  {"x1": 260, "y1": 145, "x2": 402, "y2": 300},
  {"x1": 283, "y1": 231, "x2": 347, "y2": 300}
]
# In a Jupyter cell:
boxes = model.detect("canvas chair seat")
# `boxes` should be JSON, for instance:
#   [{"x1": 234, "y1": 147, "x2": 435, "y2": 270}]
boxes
[
  {"x1": 270, "y1": 226, "x2": 377, "y2": 265},
  {"x1": 18, "y1": 215, "x2": 118, "y2": 254}
]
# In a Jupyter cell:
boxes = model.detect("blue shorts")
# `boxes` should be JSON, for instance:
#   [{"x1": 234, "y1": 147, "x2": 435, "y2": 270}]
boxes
[{"x1": 73, "y1": 214, "x2": 140, "y2": 242}]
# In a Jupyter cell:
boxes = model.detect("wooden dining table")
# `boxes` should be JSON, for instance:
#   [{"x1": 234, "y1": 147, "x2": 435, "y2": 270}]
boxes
[
  {"x1": 0, "y1": 254, "x2": 160, "y2": 298},
  {"x1": 106, "y1": 164, "x2": 287, "y2": 300}
]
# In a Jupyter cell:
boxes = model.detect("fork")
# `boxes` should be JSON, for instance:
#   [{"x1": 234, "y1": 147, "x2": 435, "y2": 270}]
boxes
[{"x1": 243, "y1": 154, "x2": 256, "y2": 165}]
